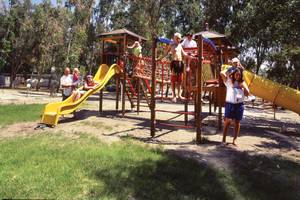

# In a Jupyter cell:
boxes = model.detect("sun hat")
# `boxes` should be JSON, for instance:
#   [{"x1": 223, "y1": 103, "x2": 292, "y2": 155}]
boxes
[
  {"x1": 232, "y1": 57, "x2": 239, "y2": 63},
  {"x1": 174, "y1": 32, "x2": 182, "y2": 39}
]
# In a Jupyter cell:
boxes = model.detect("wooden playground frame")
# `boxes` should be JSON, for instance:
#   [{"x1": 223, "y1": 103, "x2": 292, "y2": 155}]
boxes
[{"x1": 98, "y1": 28, "x2": 239, "y2": 143}]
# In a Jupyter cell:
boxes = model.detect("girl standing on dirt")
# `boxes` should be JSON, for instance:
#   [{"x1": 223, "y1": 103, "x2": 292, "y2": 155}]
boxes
[{"x1": 220, "y1": 68, "x2": 249, "y2": 146}]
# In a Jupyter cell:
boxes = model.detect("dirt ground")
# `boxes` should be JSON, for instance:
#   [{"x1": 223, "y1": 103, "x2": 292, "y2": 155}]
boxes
[{"x1": 1, "y1": 88, "x2": 300, "y2": 169}]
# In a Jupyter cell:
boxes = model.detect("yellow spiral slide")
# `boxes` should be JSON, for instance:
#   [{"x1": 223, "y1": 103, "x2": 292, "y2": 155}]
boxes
[{"x1": 41, "y1": 64, "x2": 121, "y2": 126}]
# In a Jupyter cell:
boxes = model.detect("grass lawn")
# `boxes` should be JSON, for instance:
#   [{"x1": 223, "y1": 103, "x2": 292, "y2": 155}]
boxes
[
  {"x1": 0, "y1": 104, "x2": 44, "y2": 128},
  {"x1": 1, "y1": 103, "x2": 300, "y2": 199},
  {"x1": 0, "y1": 134, "x2": 230, "y2": 200},
  {"x1": 1, "y1": 133, "x2": 300, "y2": 200}
]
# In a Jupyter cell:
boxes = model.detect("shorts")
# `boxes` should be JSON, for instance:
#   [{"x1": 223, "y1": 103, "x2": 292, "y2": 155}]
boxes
[
  {"x1": 171, "y1": 73, "x2": 183, "y2": 83},
  {"x1": 224, "y1": 102, "x2": 244, "y2": 121},
  {"x1": 171, "y1": 60, "x2": 184, "y2": 74}
]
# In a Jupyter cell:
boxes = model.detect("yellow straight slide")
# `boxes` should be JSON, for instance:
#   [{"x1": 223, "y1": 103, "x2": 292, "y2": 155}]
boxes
[
  {"x1": 243, "y1": 71, "x2": 300, "y2": 114},
  {"x1": 41, "y1": 64, "x2": 121, "y2": 126}
]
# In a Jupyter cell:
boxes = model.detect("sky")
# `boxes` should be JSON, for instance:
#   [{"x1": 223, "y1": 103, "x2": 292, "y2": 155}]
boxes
[{"x1": 32, "y1": 0, "x2": 60, "y2": 6}]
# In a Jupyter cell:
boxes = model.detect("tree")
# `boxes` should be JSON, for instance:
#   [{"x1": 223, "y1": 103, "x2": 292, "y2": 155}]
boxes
[{"x1": 0, "y1": 0, "x2": 34, "y2": 87}]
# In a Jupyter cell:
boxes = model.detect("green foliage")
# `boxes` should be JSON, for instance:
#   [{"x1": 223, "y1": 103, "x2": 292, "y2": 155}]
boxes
[{"x1": 0, "y1": 0, "x2": 299, "y2": 88}]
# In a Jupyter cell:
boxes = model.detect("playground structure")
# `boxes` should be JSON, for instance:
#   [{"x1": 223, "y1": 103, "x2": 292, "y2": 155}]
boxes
[{"x1": 41, "y1": 28, "x2": 300, "y2": 143}]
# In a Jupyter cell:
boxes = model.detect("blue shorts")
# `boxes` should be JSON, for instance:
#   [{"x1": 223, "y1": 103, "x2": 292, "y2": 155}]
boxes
[{"x1": 224, "y1": 102, "x2": 244, "y2": 121}]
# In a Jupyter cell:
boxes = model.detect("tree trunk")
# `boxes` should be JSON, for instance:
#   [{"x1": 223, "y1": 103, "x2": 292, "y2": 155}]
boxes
[
  {"x1": 10, "y1": 63, "x2": 20, "y2": 88},
  {"x1": 36, "y1": 71, "x2": 41, "y2": 91},
  {"x1": 9, "y1": 73, "x2": 16, "y2": 88}
]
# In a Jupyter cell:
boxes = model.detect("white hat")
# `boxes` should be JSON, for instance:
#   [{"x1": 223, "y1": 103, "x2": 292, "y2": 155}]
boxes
[
  {"x1": 232, "y1": 57, "x2": 239, "y2": 63},
  {"x1": 174, "y1": 32, "x2": 182, "y2": 39}
]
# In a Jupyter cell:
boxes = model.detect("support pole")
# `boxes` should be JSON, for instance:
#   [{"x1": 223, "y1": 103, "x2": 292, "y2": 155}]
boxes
[
  {"x1": 137, "y1": 78, "x2": 140, "y2": 114},
  {"x1": 150, "y1": 36, "x2": 157, "y2": 137},
  {"x1": 99, "y1": 90, "x2": 103, "y2": 115},
  {"x1": 99, "y1": 40, "x2": 104, "y2": 115},
  {"x1": 122, "y1": 36, "x2": 127, "y2": 117},
  {"x1": 218, "y1": 50, "x2": 223, "y2": 130},
  {"x1": 196, "y1": 35, "x2": 203, "y2": 143},
  {"x1": 116, "y1": 75, "x2": 120, "y2": 110},
  {"x1": 184, "y1": 59, "x2": 189, "y2": 126}
]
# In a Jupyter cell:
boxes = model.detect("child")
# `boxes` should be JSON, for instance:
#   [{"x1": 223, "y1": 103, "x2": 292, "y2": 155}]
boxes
[
  {"x1": 72, "y1": 68, "x2": 80, "y2": 90},
  {"x1": 72, "y1": 75, "x2": 99, "y2": 102},
  {"x1": 220, "y1": 68, "x2": 249, "y2": 146}
]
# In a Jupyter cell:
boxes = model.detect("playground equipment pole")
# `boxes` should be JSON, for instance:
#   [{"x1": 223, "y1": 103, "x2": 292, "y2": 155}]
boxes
[
  {"x1": 99, "y1": 90, "x2": 103, "y2": 114},
  {"x1": 150, "y1": 36, "x2": 157, "y2": 137},
  {"x1": 137, "y1": 78, "x2": 140, "y2": 114},
  {"x1": 184, "y1": 58, "x2": 189, "y2": 126},
  {"x1": 116, "y1": 75, "x2": 120, "y2": 110},
  {"x1": 99, "y1": 39, "x2": 105, "y2": 115},
  {"x1": 196, "y1": 35, "x2": 203, "y2": 143},
  {"x1": 218, "y1": 50, "x2": 223, "y2": 130},
  {"x1": 122, "y1": 36, "x2": 127, "y2": 117}
]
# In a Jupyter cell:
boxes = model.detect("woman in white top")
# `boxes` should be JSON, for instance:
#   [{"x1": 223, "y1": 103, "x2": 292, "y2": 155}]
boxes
[{"x1": 220, "y1": 68, "x2": 249, "y2": 146}]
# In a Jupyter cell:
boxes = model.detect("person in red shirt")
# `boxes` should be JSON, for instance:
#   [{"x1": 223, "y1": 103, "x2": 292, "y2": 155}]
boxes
[{"x1": 72, "y1": 75, "x2": 99, "y2": 102}]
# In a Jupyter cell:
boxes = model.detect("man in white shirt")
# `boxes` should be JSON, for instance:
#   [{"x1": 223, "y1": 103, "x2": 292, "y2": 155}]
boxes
[
  {"x1": 181, "y1": 32, "x2": 197, "y2": 49},
  {"x1": 60, "y1": 67, "x2": 73, "y2": 100},
  {"x1": 181, "y1": 32, "x2": 197, "y2": 74}
]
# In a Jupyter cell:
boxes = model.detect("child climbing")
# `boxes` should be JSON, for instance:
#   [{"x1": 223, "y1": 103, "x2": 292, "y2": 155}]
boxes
[
  {"x1": 220, "y1": 67, "x2": 250, "y2": 146},
  {"x1": 127, "y1": 41, "x2": 144, "y2": 74}
]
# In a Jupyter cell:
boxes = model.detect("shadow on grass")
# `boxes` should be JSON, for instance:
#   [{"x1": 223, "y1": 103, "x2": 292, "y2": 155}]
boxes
[
  {"x1": 230, "y1": 150, "x2": 300, "y2": 200},
  {"x1": 165, "y1": 147, "x2": 300, "y2": 200},
  {"x1": 87, "y1": 152, "x2": 232, "y2": 200}
]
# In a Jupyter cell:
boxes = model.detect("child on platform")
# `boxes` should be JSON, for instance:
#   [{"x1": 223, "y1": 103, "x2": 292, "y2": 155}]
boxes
[{"x1": 220, "y1": 68, "x2": 249, "y2": 146}]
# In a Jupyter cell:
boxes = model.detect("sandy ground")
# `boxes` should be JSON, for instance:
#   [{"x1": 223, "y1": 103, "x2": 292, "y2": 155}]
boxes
[{"x1": 1, "y1": 88, "x2": 300, "y2": 169}]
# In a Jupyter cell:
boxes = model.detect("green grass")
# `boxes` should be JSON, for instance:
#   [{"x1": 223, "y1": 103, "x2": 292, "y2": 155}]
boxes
[
  {"x1": 1, "y1": 134, "x2": 300, "y2": 200},
  {"x1": 0, "y1": 134, "x2": 230, "y2": 200},
  {"x1": 0, "y1": 104, "x2": 44, "y2": 128}
]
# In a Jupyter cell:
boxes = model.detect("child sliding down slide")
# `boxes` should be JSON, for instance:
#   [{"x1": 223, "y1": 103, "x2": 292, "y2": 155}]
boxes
[{"x1": 72, "y1": 75, "x2": 99, "y2": 102}]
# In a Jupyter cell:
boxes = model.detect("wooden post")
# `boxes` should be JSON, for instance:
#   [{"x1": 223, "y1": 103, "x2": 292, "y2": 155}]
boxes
[
  {"x1": 218, "y1": 50, "x2": 223, "y2": 130},
  {"x1": 137, "y1": 78, "x2": 140, "y2": 114},
  {"x1": 150, "y1": 36, "x2": 157, "y2": 137},
  {"x1": 99, "y1": 40, "x2": 105, "y2": 115},
  {"x1": 122, "y1": 36, "x2": 127, "y2": 117},
  {"x1": 116, "y1": 75, "x2": 120, "y2": 110},
  {"x1": 196, "y1": 35, "x2": 203, "y2": 143},
  {"x1": 209, "y1": 91, "x2": 212, "y2": 114},
  {"x1": 99, "y1": 90, "x2": 103, "y2": 114},
  {"x1": 184, "y1": 59, "x2": 189, "y2": 126}
]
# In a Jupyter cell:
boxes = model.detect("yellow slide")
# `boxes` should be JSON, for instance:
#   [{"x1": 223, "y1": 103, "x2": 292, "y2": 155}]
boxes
[
  {"x1": 243, "y1": 71, "x2": 300, "y2": 114},
  {"x1": 221, "y1": 64, "x2": 300, "y2": 114},
  {"x1": 41, "y1": 64, "x2": 121, "y2": 126}
]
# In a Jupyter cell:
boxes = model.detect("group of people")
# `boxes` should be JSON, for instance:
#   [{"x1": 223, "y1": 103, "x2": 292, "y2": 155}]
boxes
[
  {"x1": 157, "y1": 32, "x2": 197, "y2": 102},
  {"x1": 158, "y1": 32, "x2": 250, "y2": 146},
  {"x1": 60, "y1": 67, "x2": 98, "y2": 102}
]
